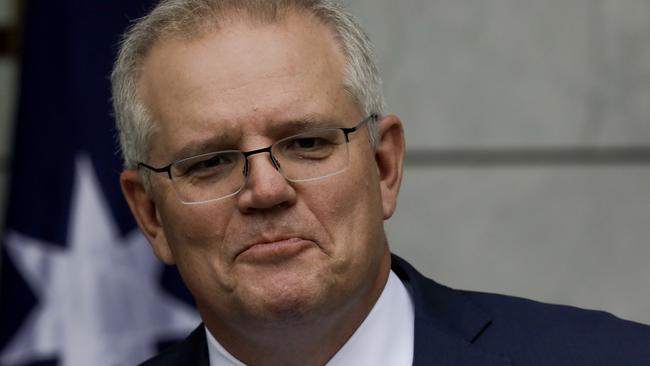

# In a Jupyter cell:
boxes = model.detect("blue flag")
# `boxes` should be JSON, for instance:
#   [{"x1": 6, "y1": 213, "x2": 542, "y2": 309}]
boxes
[{"x1": 0, "y1": 2, "x2": 199, "y2": 365}]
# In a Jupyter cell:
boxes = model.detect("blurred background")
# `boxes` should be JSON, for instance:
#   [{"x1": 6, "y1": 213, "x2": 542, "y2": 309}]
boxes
[
  {"x1": 0, "y1": 0, "x2": 17, "y2": 228},
  {"x1": 341, "y1": 0, "x2": 650, "y2": 326},
  {"x1": 0, "y1": 0, "x2": 649, "y2": 365}
]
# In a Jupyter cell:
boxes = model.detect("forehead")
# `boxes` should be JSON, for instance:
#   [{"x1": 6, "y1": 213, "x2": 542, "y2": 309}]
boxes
[{"x1": 138, "y1": 11, "x2": 359, "y2": 162}]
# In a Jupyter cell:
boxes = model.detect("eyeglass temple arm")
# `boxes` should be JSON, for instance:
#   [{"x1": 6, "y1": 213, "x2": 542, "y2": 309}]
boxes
[
  {"x1": 340, "y1": 114, "x2": 378, "y2": 141},
  {"x1": 138, "y1": 162, "x2": 173, "y2": 179}
]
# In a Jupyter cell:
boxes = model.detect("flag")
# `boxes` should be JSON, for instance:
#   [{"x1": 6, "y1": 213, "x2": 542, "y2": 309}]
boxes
[{"x1": 0, "y1": 2, "x2": 199, "y2": 365}]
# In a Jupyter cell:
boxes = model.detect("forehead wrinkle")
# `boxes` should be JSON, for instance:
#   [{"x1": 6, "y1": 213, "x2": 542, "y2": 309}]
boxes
[{"x1": 262, "y1": 113, "x2": 341, "y2": 136}]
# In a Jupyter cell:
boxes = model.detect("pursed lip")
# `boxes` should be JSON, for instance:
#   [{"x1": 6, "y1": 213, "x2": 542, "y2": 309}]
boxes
[{"x1": 235, "y1": 236, "x2": 314, "y2": 262}]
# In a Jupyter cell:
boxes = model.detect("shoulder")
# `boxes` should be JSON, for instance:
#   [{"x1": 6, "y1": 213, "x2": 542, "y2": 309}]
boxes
[
  {"x1": 138, "y1": 325, "x2": 208, "y2": 366},
  {"x1": 460, "y1": 289, "x2": 650, "y2": 363},
  {"x1": 392, "y1": 254, "x2": 650, "y2": 364}
]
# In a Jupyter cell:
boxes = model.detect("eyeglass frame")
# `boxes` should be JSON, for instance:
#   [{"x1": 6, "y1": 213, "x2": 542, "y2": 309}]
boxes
[{"x1": 137, "y1": 113, "x2": 378, "y2": 202}]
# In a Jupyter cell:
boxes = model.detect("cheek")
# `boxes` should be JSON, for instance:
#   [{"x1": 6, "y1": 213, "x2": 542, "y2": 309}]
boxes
[
  {"x1": 164, "y1": 205, "x2": 228, "y2": 248},
  {"x1": 308, "y1": 157, "x2": 384, "y2": 257},
  {"x1": 161, "y1": 209, "x2": 250, "y2": 309},
  {"x1": 158, "y1": 203, "x2": 236, "y2": 286}
]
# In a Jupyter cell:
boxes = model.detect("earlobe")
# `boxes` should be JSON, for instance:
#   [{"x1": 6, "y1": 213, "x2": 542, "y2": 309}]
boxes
[
  {"x1": 374, "y1": 115, "x2": 405, "y2": 219},
  {"x1": 120, "y1": 170, "x2": 176, "y2": 265}
]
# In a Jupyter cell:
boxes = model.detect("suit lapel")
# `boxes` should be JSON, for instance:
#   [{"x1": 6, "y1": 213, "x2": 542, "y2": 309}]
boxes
[
  {"x1": 412, "y1": 319, "x2": 513, "y2": 366},
  {"x1": 175, "y1": 325, "x2": 211, "y2": 366},
  {"x1": 391, "y1": 255, "x2": 513, "y2": 366}
]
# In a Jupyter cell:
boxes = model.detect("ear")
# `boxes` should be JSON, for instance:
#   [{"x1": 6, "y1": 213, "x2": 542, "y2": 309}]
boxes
[
  {"x1": 120, "y1": 170, "x2": 176, "y2": 265},
  {"x1": 374, "y1": 114, "x2": 405, "y2": 219}
]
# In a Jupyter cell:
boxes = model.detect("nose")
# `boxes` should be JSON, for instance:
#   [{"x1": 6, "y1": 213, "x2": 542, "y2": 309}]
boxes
[{"x1": 236, "y1": 152, "x2": 297, "y2": 212}]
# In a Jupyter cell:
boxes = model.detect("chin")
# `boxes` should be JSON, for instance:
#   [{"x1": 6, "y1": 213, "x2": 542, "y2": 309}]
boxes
[{"x1": 238, "y1": 272, "x2": 334, "y2": 323}]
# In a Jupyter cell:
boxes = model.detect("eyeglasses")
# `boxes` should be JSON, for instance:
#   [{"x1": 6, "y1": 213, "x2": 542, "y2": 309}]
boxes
[{"x1": 138, "y1": 114, "x2": 377, "y2": 204}]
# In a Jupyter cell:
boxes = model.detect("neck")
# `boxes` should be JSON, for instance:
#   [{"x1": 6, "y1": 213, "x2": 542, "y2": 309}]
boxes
[{"x1": 205, "y1": 251, "x2": 391, "y2": 366}]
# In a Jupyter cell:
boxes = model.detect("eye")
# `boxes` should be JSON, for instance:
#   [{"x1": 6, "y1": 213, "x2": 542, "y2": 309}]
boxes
[
  {"x1": 188, "y1": 155, "x2": 226, "y2": 171},
  {"x1": 278, "y1": 131, "x2": 341, "y2": 161},
  {"x1": 175, "y1": 152, "x2": 239, "y2": 178},
  {"x1": 291, "y1": 137, "x2": 328, "y2": 150},
  {"x1": 198, "y1": 155, "x2": 226, "y2": 168}
]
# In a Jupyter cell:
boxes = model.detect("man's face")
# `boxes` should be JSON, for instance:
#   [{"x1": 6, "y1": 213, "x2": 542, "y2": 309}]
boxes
[{"x1": 123, "y1": 12, "x2": 403, "y2": 328}]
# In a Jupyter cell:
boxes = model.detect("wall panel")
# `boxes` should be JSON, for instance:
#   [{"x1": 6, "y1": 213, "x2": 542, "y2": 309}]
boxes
[
  {"x1": 388, "y1": 166, "x2": 650, "y2": 324},
  {"x1": 342, "y1": 0, "x2": 650, "y2": 324}
]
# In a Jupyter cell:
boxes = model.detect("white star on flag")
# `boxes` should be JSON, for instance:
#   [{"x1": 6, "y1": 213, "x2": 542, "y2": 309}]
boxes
[{"x1": 1, "y1": 155, "x2": 199, "y2": 366}]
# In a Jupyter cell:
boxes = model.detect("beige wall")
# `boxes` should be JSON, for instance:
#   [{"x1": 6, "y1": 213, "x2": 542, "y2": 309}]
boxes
[{"x1": 343, "y1": 0, "x2": 650, "y2": 324}]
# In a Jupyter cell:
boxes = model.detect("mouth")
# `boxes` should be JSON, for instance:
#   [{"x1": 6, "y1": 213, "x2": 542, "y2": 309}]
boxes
[{"x1": 236, "y1": 237, "x2": 315, "y2": 263}]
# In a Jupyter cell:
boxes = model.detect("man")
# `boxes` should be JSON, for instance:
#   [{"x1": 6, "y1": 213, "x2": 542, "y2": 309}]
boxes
[{"x1": 112, "y1": 1, "x2": 650, "y2": 365}]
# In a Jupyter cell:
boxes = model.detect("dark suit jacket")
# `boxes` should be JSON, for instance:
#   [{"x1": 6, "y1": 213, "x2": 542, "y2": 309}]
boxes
[{"x1": 140, "y1": 254, "x2": 650, "y2": 365}]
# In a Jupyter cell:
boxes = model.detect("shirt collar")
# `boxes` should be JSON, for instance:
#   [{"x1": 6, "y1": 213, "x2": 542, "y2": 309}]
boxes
[{"x1": 205, "y1": 270, "x2": 414, "y2": 366}]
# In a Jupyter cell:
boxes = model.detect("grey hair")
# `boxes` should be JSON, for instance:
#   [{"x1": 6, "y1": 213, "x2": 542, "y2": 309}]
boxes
[{"x1": 111, "y1": 0, "x2": 385, "y2": 169}]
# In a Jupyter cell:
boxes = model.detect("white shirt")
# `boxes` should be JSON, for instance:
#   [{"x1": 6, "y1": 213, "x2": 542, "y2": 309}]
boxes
[{"x1": 206, "y1": 270, "x2": 415, "y2": 366}]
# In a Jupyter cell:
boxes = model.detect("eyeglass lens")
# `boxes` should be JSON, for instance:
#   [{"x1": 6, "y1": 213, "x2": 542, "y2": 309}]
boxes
[{"x1": 169, "y1": 127, "x2": 351, "y2": 203}]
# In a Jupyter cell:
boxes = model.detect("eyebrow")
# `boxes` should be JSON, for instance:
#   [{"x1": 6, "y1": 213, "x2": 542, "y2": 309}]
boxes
[
  {"x1": 267, "y1": 114, "x2": 339, "y2": 136},
  {"x1": 170, "y1": 113, "x2": 342, "y2": 162},
  {"x1": 171, "y1": 133, "x2": 237, "y2": 163}
]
